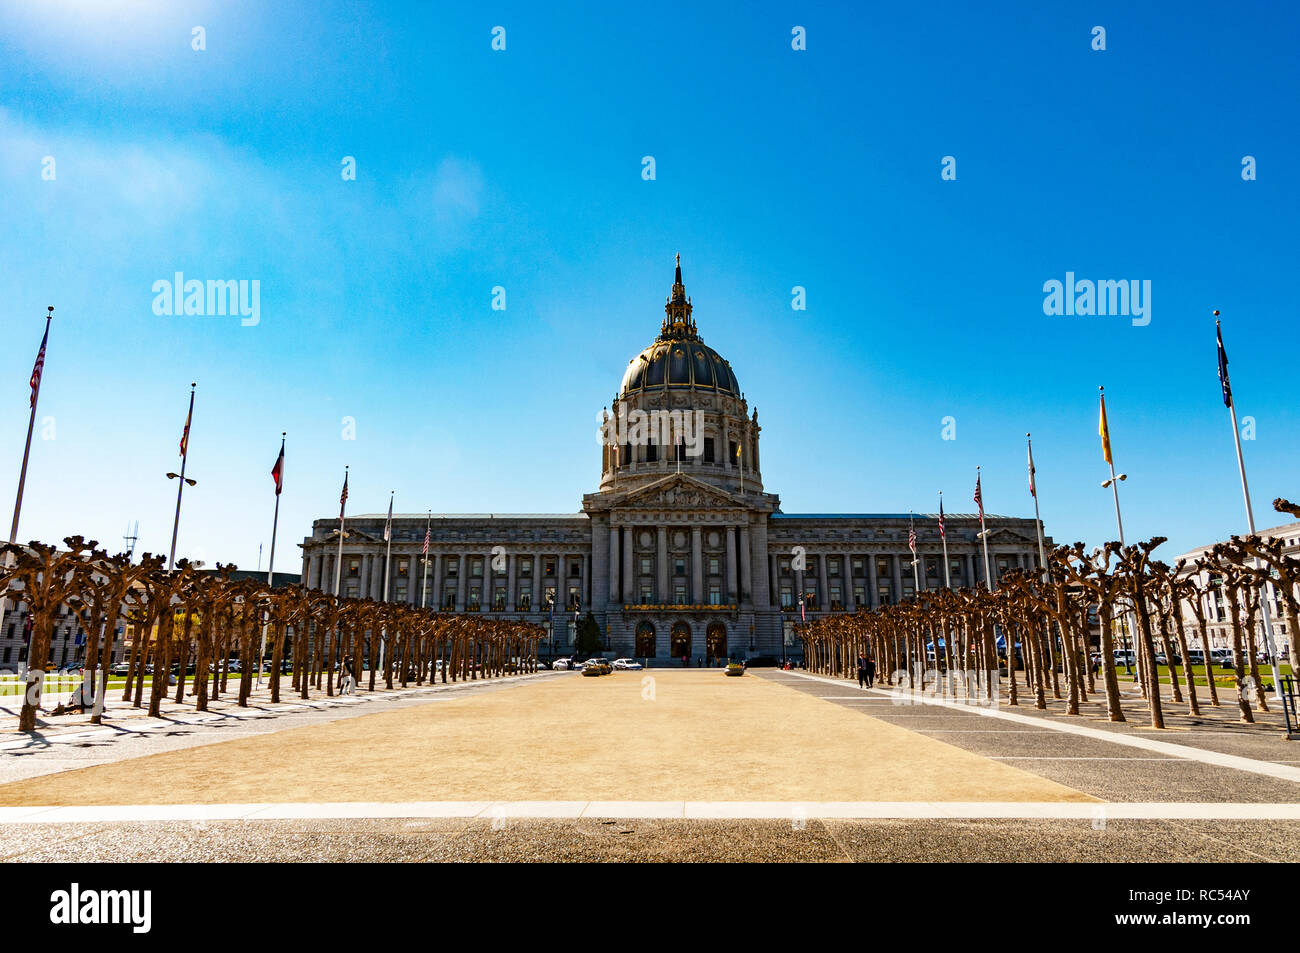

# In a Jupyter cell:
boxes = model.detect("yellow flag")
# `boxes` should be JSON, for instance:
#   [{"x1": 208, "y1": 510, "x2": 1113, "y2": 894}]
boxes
[{"x1": 1098, "y1": 391, "x2": 1113, "y2": 465}]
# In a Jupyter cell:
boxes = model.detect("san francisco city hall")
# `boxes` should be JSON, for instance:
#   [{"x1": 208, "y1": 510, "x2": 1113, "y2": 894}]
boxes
[{"x1": 299, "y1": 259, "x2": 1050, "y2": 661}]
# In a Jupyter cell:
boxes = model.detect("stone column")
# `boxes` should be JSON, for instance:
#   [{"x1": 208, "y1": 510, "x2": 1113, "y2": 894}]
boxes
[
  {"x1": 844, "y1": 554, "x2": 856, "y2": 610},
  {"x1": 583, "y1": 553, "x2": 591, "y2": 607},
  {"x1": 657, "y1": 525, "x2": 668, "y2": 604},
  {"x1": 430, "y1": 554, "x2": 442, "y2": 608},
  {"x1": 891, "y1": 554, "x2": 902, "y2": 603},
  {"x1": 530, "y1": 554, "x2": 541, "y2": 611},
  {"x1": 769, "y1": 553, "x2": 778, "y2": 607},
  {"x1": 609, "y1": 525, "x2": 620, "y2": 601},
  {"x1": 738, "y1": 523, "x2": 751, "y2": 604},
  {"x1": 866, "y1": 553, "x2": 878, "y2": 607},
  {"x1": 309, "y1": 553, "x2": 322, "y2": 590},
  {"x1": 456, "y1": 554, "x2": 467, "y2": 610},
  {"x1": 964, "y1": 553, "x2": 976, "y2": 589},
  {"x1": 750, "y1": 518, "x2": 770, "y2": 607},
  {"x1": 818, "y1": 552, "x2": 830, "y2": 610},
  {"x1": 725, "y1": 525, "x2": 738, "y2": 603},
  {"x1": 621, "y1": 530, "x2": 634, "y2": 604},
  {"x1": 691, "y1": 525, "x2": 703, "y2": 604},
  {"x1": 507, "y1": 552, "x2": 517, "y2": 610}
]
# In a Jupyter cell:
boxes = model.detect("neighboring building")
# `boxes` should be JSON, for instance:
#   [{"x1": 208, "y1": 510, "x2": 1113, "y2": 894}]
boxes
[
  {"x1": 299, "y1": 258, "x2": 1049, "y2": 661},
  {"x1": 1173, "y1": 521, "x2": 1299, "y2": 656}
]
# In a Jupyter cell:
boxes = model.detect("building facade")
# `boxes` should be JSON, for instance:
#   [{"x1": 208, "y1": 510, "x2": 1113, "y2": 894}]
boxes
[
  {"x1": 300, "y1": 259, "x2": 1049, "y2": 661},
  {"x1": 1172, "y1": 520, "x2": 1299, "y2": 656}
]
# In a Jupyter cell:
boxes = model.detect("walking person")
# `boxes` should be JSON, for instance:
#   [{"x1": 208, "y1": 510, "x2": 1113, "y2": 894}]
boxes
[
  {"x1": 340, "y1": 657, "x2": 354, "y2": 695},
  {"x1": 857, "y1": 655, "x2": 869, "y2": 689},
  {"x1": 865, "y1": 655, "x2": 876, "y2": 687}
]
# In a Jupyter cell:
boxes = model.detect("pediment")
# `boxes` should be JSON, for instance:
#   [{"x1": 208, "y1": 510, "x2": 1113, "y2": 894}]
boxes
[{"x1": 614, "y1": 474, "x2": 741, "y2": 511}]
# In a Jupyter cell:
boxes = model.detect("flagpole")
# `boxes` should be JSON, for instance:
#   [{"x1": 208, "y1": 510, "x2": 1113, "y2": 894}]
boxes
[
  {"x1": 939, "y1": 493, "x2": 951, "y2": 589},
  {"x1": 1027, "y1": 433, "x2": 1057, "y2": 676},
  {"x1": 257, "y1": 432, "x2": 285, "y2": 690},
  {"x1": 909, "y1": 510, "x2": 921, "y2": 595},
  {"x1": 168, "y1": 383, "x2": 196, "y2": 570},
  {"x1": 1216, "y1": 314, "x2": 1284, "y2": 696},
  {"x1": 1099, "y1": 386, "x2": 1136, "y2": 675},
  {"x1": 976, "y1": 467, "x2": 993, "y2": 592},
  {"x1": 333, "y1": 466, "x2": 348, "y2": 596},
  {"x1": 420, "y1": 511, "x2": 431, "y2": 609},
  {"x1": 10, "y1": 307, "x2": 54, "y2": 546}
]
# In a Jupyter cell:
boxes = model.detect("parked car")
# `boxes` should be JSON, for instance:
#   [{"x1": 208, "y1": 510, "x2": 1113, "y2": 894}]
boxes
[
  {"x1": 1155, "y1": 653, "x2": 1181, "y2": 666},
  {"x1": 611, "y1": 658, "x2": 642, "y2": 670},
  {"x1": 110, "y1": 662, "x2": 130, "y2": 676},
  {"x1": 552, "y1": 657, "x2": 573, "y2": 670},
  {"x1": 1185, "y1": 649, "x2": 1205, "y2": 666}
]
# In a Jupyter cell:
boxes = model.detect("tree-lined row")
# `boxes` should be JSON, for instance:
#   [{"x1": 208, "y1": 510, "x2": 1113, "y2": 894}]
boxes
[
  {"x1": 797, "y1": 503, "x2": 1300, "y2": 730},
  {"x1": 0, "y1": 537, "x2": 545, "y2": 732}
]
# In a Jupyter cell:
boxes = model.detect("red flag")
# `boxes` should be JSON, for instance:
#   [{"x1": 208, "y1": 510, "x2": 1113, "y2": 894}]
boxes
[
  {"x1": 271, "y1": 441, "x2": 284, "y2": 496},
  {"x1": 179, "y1": 404, "x2": 192, "y2": 458},
  {"x1": 29, "y1": 322, "x2": 49, "y2": 409}
]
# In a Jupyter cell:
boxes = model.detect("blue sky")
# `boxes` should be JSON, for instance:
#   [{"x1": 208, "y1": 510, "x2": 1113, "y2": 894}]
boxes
[{"x1": 0, "y1": 0, "x2": 1296, "y2": 570}]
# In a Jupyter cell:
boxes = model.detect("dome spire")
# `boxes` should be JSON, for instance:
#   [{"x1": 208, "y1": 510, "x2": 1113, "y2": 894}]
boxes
[{"x1": 661, "y1": 253, "x2": 696, "y2": 339}]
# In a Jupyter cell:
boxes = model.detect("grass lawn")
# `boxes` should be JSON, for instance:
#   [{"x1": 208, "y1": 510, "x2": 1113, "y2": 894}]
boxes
[{"x1": 1111, "y1": 662, "x2": 1291, "y2": 689}]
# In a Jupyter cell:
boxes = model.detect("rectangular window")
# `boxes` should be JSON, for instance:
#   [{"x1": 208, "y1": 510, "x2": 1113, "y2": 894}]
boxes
[
  {"x1": 348, "y1": 559, "x2": 360, "y2": 576},
  {"x1": 493, "y1": 589, "x2": 505, "y2": 610},
  {"x1": 520, "y1": 558, "x2": 532, "y2": 576},
  {"x1": 703, "y1": 437, "x2": 715, "y2": 463},
  {"x1": 443, "y1": 592, "x2": 456, "y2": 609},
  {"x1": 950, "y1": 559, "x2": 962, "y2": 577},
  {"x1": 878, "y1": 585, "x2": 892, "y2": 606},
  {"x1": 708, "y1": 556, "x2": 720, "y2": 575},
  {"x1": 926, "y1": 558, "x2": 939, "y2": 579},
  {"x1": 646, "y1": 442, "x2": 658, "y2": 463},
  {"x1": 395, "y1": 586, "x2": 407, "y2": 603},
  {"x1": 397, "y1": 559, "x2": 410, "y2": 577},
  {"x1": 469, "y1": 587, "x2": 481, "y2": 608},
  {"x1": 674, "y1": 558, "x2": 686, "y2": 576},
  {"x1": 570, "y1": 560, "x2": 581, "y2": 577},
  {"x1": 519, "y1": 592, "x2": 531, "y2": 610},
  {"x1": 345, "y1": 583, "x2": 360, "y2": 598},
  {"x1": 829, "y1": 558, "x2": 841, "y2": 576},
  {"x1": 640, "y1": 586, "x2": 652, "y2": 603},
  {"x1": 729, "y1": 440, "x2": 738, "y2": 463},
  {"x1": 854, "y1": 586, "x2": 866, "y2": 605},
  {"x1": 876, "y1": 557, "x2": 891, "y2": 579},
  {"x1": 568, "y1": 586, "x2": 580, "y2": 608},
  {"x1": 545, "y1": 557, "x2": 557, "y2": 577},
  {"x1": 852, "y1": 557, "x2": 864, "y2": 576},
  {"x1": 709, "y1": 587, "x2": 721, "y2": 605},
  {"x1": 544, "y1": 586, "x2": 556, "y2": 607},
  {"x1": 675, "y1": 585, "x2": 687, "y2": 604},
  {"x1": 447, "y1": 560, "x2": 458, "y2": 576},
  {"x1": 779, "y1": 558, "x2": 790, "y2": 574},
  {"x1": 780, "y1": 586, "x2": 793, "y2": 607},
  {"x1": 640, "y1": 557, "x2": 652, "y2": 575},
  {"x1": 471, "y1": 559, "x2": 483, "y2": 577},
  {"x1": 830, "y1": 585, "x2": 842, "y2": 607}
]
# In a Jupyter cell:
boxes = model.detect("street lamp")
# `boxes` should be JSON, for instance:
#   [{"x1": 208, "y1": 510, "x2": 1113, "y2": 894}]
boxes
[
  {"x1": 1101, "y1": 473, "x2": 1127, "y2": 489},
  {"x1": 166, "y1": 473, "x2": 197, "y2": 487}
]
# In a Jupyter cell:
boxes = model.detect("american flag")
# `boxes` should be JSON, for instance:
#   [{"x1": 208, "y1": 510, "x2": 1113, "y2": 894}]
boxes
[
  {"x1": 29, "y1": 321, "x2": 49, "y2": 409},
  {"x1": 973, "y1": 471, "x2": 984, "y2": 522},
  {"x1": 422, "y1": 526, "x2": 430, "y2": 555},
  {"x1": 383, "y1": 494, "x2": 393, "y2": 542},
  {"x1": 938, "y1": 497, "x2": 946, "y2": 540},
  {"x1": 339, "y1": 471, "x2": 349, "y2": 519},
  {"x1": 908, "y1": 519, "x2": 916, "y2": 554}
]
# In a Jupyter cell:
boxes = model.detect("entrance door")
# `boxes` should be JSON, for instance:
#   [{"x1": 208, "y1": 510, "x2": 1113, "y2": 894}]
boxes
[
  {"x1": 706, "y1": 623, "x2": 727, "y2": 662},
  {"x1": 670, "y1": 621, "x2": 691, "y2": 660},
  {"x1": 635, "y1": 621, "x2": 656, "y2": 658}
]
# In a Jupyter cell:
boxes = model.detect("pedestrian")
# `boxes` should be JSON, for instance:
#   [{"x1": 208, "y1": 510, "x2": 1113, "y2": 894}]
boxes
[
  {"x1": 856, "y1": 655, "x2": 868, "y2": 689},
  {"x1": 340, "y1": 657, "x2": 354, "y2": 695},
  {"x1": 865, "y1": 656, "x2": 876, "y2": 687}
]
